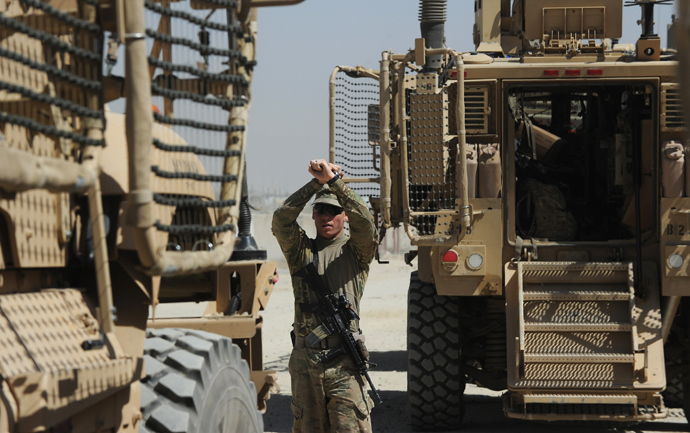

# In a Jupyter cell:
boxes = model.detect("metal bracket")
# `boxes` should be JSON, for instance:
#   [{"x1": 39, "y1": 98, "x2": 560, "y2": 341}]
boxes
[
  {"x1": 671, "y1": 208, "x2": 690, "y2": 229},
  {"x1": 527, "y1": 238, "x2": 539, "y2": 261}
]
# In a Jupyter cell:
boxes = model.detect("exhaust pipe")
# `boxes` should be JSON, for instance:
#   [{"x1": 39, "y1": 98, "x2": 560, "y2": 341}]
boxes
[{"x1": 419, "y1": 0, "x2": 447, "y2": 70}]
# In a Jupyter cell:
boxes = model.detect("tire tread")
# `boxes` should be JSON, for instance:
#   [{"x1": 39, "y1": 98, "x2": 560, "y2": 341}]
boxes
[
  {"x1": 139, "y1": 328, "x2": 263, "y2": 433},
  {"x1": 407, "y1": 271, "x2": 465, "y2": 431}
]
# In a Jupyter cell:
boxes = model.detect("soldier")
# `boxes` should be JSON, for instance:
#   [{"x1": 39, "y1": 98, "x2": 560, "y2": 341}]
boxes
[{"x1": 272, "y1": 158, "x2": 378, "y2": 432}]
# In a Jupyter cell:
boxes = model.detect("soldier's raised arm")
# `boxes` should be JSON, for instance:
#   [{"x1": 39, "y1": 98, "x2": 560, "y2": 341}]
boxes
[
  {"x1": 271, "y1": 178, "x2": 320, "y2": 273},
  {"x1": 331, "y1": 178, "x2": 378, "y2": 268},
  {"x1": 305, "y1": 158, "x2": 378, "y2": 267}
]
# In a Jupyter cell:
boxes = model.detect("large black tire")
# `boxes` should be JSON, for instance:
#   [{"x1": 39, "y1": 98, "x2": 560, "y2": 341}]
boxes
[
  {"x1": 663, "y1": 350, "x2": 685, "y2": 408},
  {"x1": 663, "y1": 298, "x2": 690, "y2": 422},
  {"x1": 407, "y1": 271, "x2": 465, "y2": 431},
  {"x1": 139, "y1": 328, "x2": 263, "y2": 433}
]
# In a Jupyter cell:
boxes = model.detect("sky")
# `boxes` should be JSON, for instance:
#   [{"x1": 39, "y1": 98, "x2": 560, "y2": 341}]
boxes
[{"x1": 245, "y1": 0, "x2": 678, "y2": 194}]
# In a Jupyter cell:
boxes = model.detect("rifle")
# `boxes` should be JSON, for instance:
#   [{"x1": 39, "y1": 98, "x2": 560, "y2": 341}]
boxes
[{"x1": 295, "y1": 262, "x2": 383, "y2": 405}]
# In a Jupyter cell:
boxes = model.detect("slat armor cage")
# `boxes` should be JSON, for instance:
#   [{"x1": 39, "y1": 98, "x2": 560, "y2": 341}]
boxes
[
  {"x1": 407, "y1": 73, "x2": 458, "y2": 238},
  {"x1": 331, "y1": 71, "x2": 381, "y2": 208},
  {"x1": 330, "y1": 62, "x2": 484, "y2": 241},
  {"x1": 0, "y1": 2, "x2": 142, "y2": 428},
  {"x1": 0, "y1": 0, "x2": 105, "y2": 268},
  {"x1": 126, "y1": 0, "x2": 252, "y2": 275}
]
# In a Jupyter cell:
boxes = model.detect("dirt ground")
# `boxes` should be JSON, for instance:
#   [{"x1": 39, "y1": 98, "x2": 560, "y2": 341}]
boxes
[
  {"x1": 260, "y1": 258, "x2": 414, "y2": 433},
  {"x1": 258, "y1": 257, "x2": 690, "y2": 433},
  {"x1": 152, "y1": 230, "x2": 689, "y2": 433}
]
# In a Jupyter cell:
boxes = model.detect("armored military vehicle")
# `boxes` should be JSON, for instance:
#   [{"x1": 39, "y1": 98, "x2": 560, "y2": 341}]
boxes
[
  {"x1": 0, "y1": 0, "x2": 300, "y2": 431},
  {"x1": 331, "y1": 0, "x2": 690, "y2": 428}
]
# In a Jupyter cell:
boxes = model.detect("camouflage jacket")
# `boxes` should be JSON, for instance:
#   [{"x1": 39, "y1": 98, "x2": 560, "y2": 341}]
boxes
[{"x1": 271, "y1": 178, "x2": 378, "y2": 337}]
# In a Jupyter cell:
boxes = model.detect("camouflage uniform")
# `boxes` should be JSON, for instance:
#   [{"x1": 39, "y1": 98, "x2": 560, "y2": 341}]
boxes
[{"x1": 272, "y1": 177, "x2": 378, "y2": 433}]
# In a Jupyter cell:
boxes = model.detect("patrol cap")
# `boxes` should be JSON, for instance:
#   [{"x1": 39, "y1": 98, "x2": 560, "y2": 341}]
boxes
[{"x1": 313, "y1": 187, "x2": 341, "y2": 207}]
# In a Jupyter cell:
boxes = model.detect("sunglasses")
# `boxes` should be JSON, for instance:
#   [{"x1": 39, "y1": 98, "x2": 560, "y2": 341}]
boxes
[{"x1": 314, "y1": 203, "x2": 344, "y2": 216}]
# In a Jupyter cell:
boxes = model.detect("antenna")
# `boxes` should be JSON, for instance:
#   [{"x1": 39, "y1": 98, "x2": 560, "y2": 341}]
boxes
[
  {"x1": 624, "y1": 0, "x2": 673, "y2": 61},
  {"x1": 624, "y1": 0, "x2": 673, "y2": 38}
]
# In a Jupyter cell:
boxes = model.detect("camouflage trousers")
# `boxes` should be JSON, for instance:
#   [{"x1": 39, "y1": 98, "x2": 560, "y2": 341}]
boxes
[{"x1": 289, "y1": 346, "x2": 374, "y2": 433}]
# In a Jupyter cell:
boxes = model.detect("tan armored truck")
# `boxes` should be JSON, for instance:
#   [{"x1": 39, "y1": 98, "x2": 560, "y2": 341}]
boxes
[
  {"x1": 330, "y1": 0, "x2": 690, "y2": 428},
  {"x1": 0, "y1": 0, "x2": 302, "y2": 431}
]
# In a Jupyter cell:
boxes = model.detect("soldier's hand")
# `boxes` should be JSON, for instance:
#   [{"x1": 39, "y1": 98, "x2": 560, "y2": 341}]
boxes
[
  {"x1": 308, "y1": 159, "x2": 343, "y2": 184},
  {"x1": 327, "y1": 162, "x2": 343, "y2": 177}
]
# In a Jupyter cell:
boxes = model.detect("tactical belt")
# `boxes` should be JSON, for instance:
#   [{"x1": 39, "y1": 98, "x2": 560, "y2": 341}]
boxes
[{"x1": 294, "y1": 332, "x2": 362, "y2": 350}]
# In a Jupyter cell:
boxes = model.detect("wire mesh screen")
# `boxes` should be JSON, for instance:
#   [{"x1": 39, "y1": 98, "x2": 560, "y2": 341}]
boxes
[
  {"x1": 0, "y1": 0, "x2": 103, "y2": 266},
  {"x1": 407, "y1": 73, "x2": 457, "y2": 237},
  {"x1": 333, "y1": 73, "x2": 380, "y2": 209},
  {"x1": 144, "y1": 0, "x2": 246, "y2": 252}
]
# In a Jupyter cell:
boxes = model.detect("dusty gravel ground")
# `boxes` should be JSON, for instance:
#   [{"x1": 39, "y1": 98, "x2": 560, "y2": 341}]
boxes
[
  {"x1": 260, "y1": 257, "x2": 414, "y2": 433},
  {"x1": 258, "y1": 257, "x2": 689, "y2": 433},
  {"x1": 153, "y1": 233, "x2": 689, "y2": 433}
]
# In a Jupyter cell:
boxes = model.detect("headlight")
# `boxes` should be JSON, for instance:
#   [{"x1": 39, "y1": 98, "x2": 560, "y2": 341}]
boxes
[
  {"x1": 467, "y1": 253, "x2": 484, "y2": 270},
  {"x1": 668, "y1": 253, "x2": 684, "y2": 270}
]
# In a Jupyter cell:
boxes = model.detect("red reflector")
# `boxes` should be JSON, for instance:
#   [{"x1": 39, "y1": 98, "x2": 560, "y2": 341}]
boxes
[
  {"x1": 543, "y1": 69, "x2": 559, "y2": 76},
  {"x1": 442, "y1": 250, "x2": 459, "y2": 263},
  {"x1": 587, "y1": 68, "x2": 603, "y2": 76},
  {"x1": 565, "y1": 69, "x2": 581, "y2": 76},
  {"x1": 272, "y1": 270, "x2": 279, "y2": 284},
  {"x1": 449, "y1": 70, "x2": 467, "y2": 79}
]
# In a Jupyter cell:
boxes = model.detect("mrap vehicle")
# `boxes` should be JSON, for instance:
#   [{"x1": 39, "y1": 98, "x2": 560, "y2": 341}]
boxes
[
  {"x1": 0, "y1": 0, "x2": 302, "y2": 431},
  {"x1": 330, "y1": 0, "x2": 690, "y2": 429}
]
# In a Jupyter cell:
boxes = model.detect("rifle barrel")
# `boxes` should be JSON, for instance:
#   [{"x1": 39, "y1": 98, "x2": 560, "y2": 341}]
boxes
[{"x1": 364, "y1": 370, "x2": 383, "y2": 405}]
